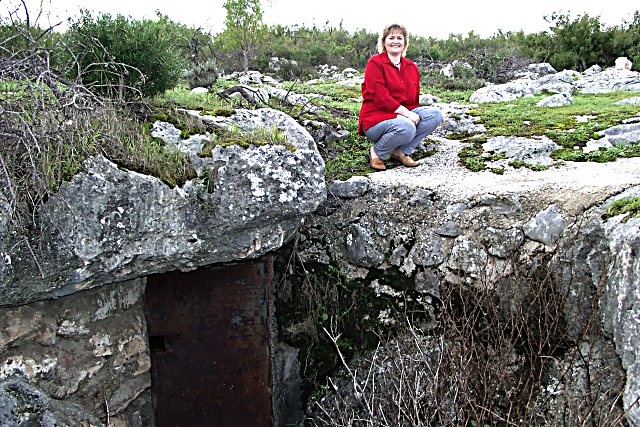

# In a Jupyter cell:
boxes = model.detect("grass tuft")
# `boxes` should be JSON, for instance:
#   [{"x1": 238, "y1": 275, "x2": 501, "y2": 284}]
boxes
[{"x1": 603, "y1": 196, "x2": 640, "y2": 222}]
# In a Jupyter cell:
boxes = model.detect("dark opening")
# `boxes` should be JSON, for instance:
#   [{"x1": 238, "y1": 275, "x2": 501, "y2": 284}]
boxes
[{"x1": 145, "y1": 258, "x2": 274, "y2": 427}]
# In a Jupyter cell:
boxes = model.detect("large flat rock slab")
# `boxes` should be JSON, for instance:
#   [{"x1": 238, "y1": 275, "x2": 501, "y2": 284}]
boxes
[{"x1": 368, "y1": 138, "x2": 640, "y2": 213}]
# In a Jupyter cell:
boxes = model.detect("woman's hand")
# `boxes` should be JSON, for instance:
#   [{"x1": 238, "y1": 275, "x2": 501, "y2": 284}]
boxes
[
  {"x1": 407, "y1": 111, "x2": 420, "y2": 125},
  {"x1": 395, "y1": 106, "x2": 421, "y2": 125}
]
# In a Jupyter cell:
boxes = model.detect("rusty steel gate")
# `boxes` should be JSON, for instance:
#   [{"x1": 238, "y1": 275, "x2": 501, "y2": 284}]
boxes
[{"x1": 145, "y1": 258, "x2": 274, "y2": 426}]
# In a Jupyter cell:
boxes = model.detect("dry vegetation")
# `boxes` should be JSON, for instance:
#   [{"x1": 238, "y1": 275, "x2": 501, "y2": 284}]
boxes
[
  {"x1": 306, "y1": 259, "x2": 629, "y2": 426},
  {"x1": 0, "y1": 15, "x2": 196, "y2": 255}
]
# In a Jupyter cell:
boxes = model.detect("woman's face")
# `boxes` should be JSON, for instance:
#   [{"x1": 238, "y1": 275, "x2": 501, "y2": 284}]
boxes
[{"x1": 384, "y1": 31, "x2": 405, "y2": 55}]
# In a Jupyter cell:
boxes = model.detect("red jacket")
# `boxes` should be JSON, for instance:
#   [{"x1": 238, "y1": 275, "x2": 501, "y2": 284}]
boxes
[{"x1": 358, "y1": 52, "x2": 421, "y2": 134}]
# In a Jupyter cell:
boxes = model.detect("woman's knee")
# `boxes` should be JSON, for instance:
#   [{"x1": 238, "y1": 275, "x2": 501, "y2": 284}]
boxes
[
  {"x1": 392, "y1": 116, "x2": 416, "y2": 136},
  {"x1": 432, "y1": 108, "x2": 444, "y2": 125},
  {"x1": 418, "y1": 107, "x2": 443, "y2": 124}
]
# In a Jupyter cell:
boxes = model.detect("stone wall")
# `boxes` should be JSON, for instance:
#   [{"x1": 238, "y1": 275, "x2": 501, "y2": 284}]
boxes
[
  {"x1": 0, "y1": 279, "x2": 152, "y2": 425},
  {"x1": 295, "y1": 142, "x2": 640, "y2": 424}
]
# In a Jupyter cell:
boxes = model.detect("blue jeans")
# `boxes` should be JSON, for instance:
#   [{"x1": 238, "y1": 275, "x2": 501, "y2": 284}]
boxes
[{"x1": 364, "y1": 107, "x2": 443, "y2": 160}]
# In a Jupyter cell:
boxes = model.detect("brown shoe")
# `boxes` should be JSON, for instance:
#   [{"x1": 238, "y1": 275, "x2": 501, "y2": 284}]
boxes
[
  {"x1": 391, "y1": 153, "x2": 418, "y2": 167},
  {"x1": 365, "y1": 153, "x2": 386, "y2": 171}
]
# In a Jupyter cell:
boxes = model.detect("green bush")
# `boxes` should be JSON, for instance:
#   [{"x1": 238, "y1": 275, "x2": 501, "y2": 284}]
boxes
[
  {"x1": 421, "y1": 66, "x2": 485, "y2": 92},
  {"x1": 611, "y1": 11, "x2": 640, "y2": 70},
  {"x1": 61, "y1": 11, "x2": 189, "y2": 99},
  {"x1": 184, "y1": 59, "x2": 221, "y2": 89}
]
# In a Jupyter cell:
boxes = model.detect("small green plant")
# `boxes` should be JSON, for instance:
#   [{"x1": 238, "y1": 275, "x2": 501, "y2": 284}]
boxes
[
  {"x1": 458, "y1": 144, "x2": 487, "y2": 171},
  {"x1": 508, "y1": 160, "x2": 550, "y2": 171},
  {"x1": 198, "y1": 124, "x2": 293, "y2": 156},
  {"x1": 603, "y1": 196, "x2": 640, "y2": 222},
  {"x1": 552, "y1": 144, "x2": 640, "y2": 163},
  {"x1": 183, "y1": 59, "x2": 221, "y2": 89}
]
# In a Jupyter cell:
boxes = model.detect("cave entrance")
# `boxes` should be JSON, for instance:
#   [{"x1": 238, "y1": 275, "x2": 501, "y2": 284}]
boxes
[{"x1": 145, "y1": 257, "x2": 274, "y2": 426}]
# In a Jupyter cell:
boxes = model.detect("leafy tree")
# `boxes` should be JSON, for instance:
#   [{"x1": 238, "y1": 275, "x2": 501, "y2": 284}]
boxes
[
  {"x1": 223, "y1": 0, "x2": 266, "y2": 73},
  {"x1": 546, "y1": 12, "x2": 612, "y2": 71}
]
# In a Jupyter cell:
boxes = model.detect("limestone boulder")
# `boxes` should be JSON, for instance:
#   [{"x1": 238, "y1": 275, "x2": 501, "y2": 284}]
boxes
[
  {"x1": 0, "y1": 108, "x2": 326, "y2": 307},
  {"x1": 470, "y1": 65, "x2": 640, "y2": 102},
  {"x1": 577, "y1": 68, "x2": 640, "y2": 93},
  {"x1": 615, "y1": 57, "x2": 633, "y2": 71},
  {"x1": 482, "y1": 135, "x2": 560, "y2": 167},
  {"x1": 600, "y1": 190, "x2": 640, "y2": 425}
]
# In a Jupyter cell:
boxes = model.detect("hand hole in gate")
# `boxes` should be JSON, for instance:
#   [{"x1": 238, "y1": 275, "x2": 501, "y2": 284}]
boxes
[{"x1": 149, "y1": 335, "x2": 166, "y2": 353}]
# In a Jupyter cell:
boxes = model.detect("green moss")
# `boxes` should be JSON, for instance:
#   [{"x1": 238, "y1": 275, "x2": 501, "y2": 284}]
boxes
[
  {"x1": 458, "y1": 144, "x2": 486, "y2": 171},
  {"x1": 552, "y1": 143, "x2": 640, "y2": 164},
  {"x1": 150, "y1": 112, "x2": 170, "y2": 122},
  {"x1": 508, "y1": 160, "x2": 550, "y2": 171},
  {"x1": 149, "y1": 107, "x2": 208, "y2": 139},
  {"x1": 603, "y1": 196, "x2": 640, "y2": 222},
  {"x1": 200, "y1": 107, "x2": 236, "y2": 117},
  {"x1": 197, "y1": 124, "x2": 295, "y2": 157},
  {"x1": 551, "y1": 148, "x2": 586, "y2": 162}
]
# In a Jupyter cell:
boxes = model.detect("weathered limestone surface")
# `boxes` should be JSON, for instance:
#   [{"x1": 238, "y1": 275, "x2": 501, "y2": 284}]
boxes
[
  {"x1": 0, "y1": 279, "x2": 153, "y2": 426},
  {"x1": 0, "y1": 108, "x2": 326, "y2": 307},
  {"x1": 470, "y1": 65, "x2": 640, "y2": 102},
  {"x1": 601, "y1": 201, "x2": 640, "y2": 424}
]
